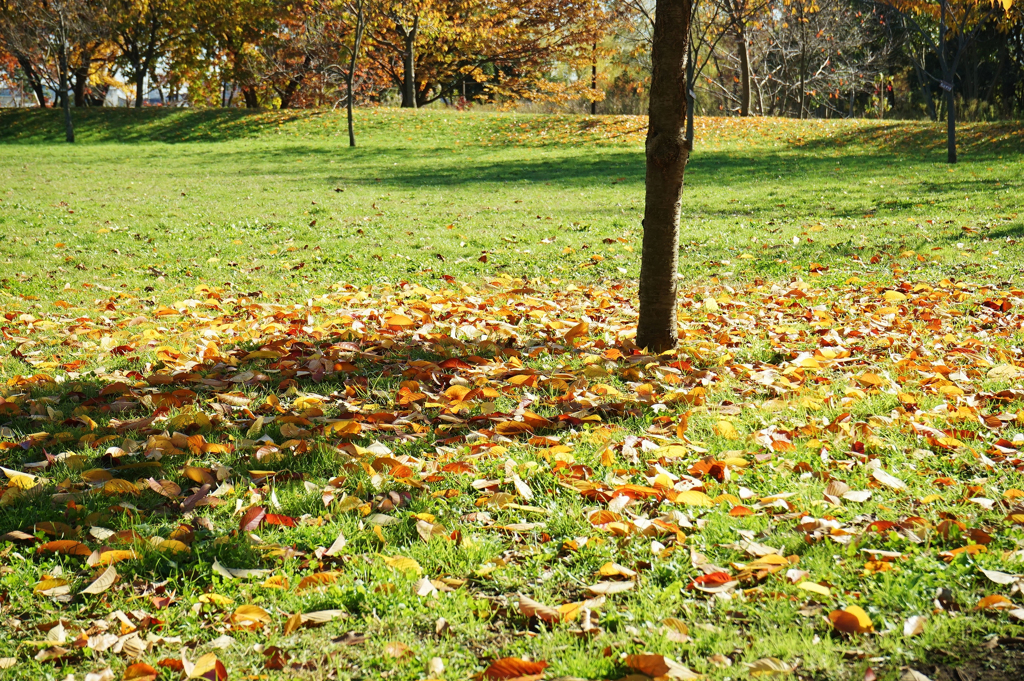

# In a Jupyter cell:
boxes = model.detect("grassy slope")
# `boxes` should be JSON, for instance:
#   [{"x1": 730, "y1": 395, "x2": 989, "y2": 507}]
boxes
[
  {"x1": 0, "y1": 108, "x2": 1022, "y2": 311},
  {"x1": 0, "y1": 110, "x2": 1023, "y2": 681}
]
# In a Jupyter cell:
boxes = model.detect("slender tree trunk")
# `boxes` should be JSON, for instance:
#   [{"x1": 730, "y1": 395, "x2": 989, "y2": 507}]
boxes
[
  {"x1": 347, "y1": 1, "x2": 367, "y2": 147},
  {"x1": 737, "y1": 25, "x2": 750, "y2": 116},
  {"x1": 798, "y1": 15, "x2": 807, "y2": 119},
  {"x1": 73, "y1": 58, "x2": 89, "y2": 107},
  {"x1": 939, "y1": 1, "x2": 955, "y2": 164},
  {"x1": 135, "y1": 62, "x2": 145, "y2": 108},
  {"x1": 59, "y1": 48, "x2": 74, "y2": 143},
  {"x1": 945, "y1": 80, "x2": 956, "y2": 164},
  {"x1": 18, "y1": 56, "x2": 48, "y2": 107},
  {"x1": 400, "y1": 19, "x2": 419, "y2": 108},
  {"x1": 912, "y1": 58, "x2": 937, "y2": 121},
  {"x1": 637, "y1": 0, "x2": 692, "y2": 353},
  {"x1": 591, "y1": 42, "x2": 598, "y2": 115},
  {"x1": 685, "y1": 39, "x2": 695, "y2": 144}
]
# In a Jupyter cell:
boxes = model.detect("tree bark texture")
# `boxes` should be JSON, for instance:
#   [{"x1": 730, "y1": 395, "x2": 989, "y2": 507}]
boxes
[
  {"x1": 17, "y1": 55, "x2": 48, "y2": 107},
  {"x1": 737, "y1": 26, "x2": 750, "y2": 116},
  {"x1": 242, "y1": 86, "x2": 259, "y2": 109},
  {"x1": 59, "y1": 48, "x2": 74, "y2": 142},
  {"x1": 135, "y1": 62, "x2": 145, "y2": 107},
  {"x1": 637, "y1": 0, "x2": 691, "y2": 353},
  {"x1": 347, "y1": 0, "x2": 367, "y2": 147},
  {"x1": 685, "y1": 39, "x2": 695, "y2": 144},
  {"x1": 400, "y1": 18, "x2": 418, "y2": 108},
  {"x1": 946, "y1": 83, "x2": 957, "y2": 164}
]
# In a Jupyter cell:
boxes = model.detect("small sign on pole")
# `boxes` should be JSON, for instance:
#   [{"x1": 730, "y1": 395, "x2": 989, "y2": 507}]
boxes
[{"x1": 939, "y1": 81, "x2": 953, "y2": 92}]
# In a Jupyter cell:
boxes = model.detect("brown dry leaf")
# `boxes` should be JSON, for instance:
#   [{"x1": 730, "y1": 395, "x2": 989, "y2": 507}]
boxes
[
  {"x1": 383, "y1": 641, "x2": 413, "y2": 660},
  {"x1": 296, "y1": 572, "x2": 339, "y2": 592},
  {"x1": 495, "y1": 421, "x2": 534, "y2": 437},
  {"x1": 518, "y1": 595, "x2": 563, "y2": 624},
  {"x1": 37, "y1": 540, "x2": 91, "y2": 556},
  {"x1": 123, "y1": 663, "x2": 159, "y2": 681},
  {"x1": 625, "y1": 653, "x2": 701, "y2": 679},
  {"x1": 482, "y1": 657, "x2": 548, "y2": 680}
]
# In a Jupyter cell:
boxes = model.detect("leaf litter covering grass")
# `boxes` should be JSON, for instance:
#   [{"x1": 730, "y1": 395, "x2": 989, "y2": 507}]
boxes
[{"x1": 1, "y1": 273, "x2": 1024, "y2": 680}]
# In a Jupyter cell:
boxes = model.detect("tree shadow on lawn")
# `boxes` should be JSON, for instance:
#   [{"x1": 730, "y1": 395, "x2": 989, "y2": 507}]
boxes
[
  {"x1": 203, "y1": 143, "x2": 939, "y2": 194},
  {"x1": 0, "y1": 107, "x2": 337, "y2": 144},
  {"x1": 0, "y1": 322, "x2": 648, "y2": 589},
  {"x1": 795, "y1": 120, "x2": 1024, "y2": 160}
]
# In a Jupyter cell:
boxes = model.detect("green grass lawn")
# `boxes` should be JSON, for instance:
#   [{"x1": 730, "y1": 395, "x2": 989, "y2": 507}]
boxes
[{"x1": 0, "y1": 108, "x2": 1023, "y2": 681}]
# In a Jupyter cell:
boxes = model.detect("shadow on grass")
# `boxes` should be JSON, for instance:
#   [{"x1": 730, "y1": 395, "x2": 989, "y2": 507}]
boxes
[
  {"x1": 0, "y1": 325, "x2": 643, "y2": 585},
  {"x1": 796, "y1": 119, "x2": 1024, "y2": 160},
  {"x1": 0, "y1": 107, "x2": 339, "y2": 144}
]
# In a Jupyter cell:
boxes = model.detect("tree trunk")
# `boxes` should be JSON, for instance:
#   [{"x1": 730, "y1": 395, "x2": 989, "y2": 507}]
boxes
[
  {"x1": 400, "y1": 19, "x2": 418, "y2": 108},
  {"x1": 912, "y1": 59, "x2": 937, "y2": 121},
  {"x1": 347, "y1": 2, "x2": 366, "y2": 147},
  {"x1": 637, "y1": 0, "x2": 692, "y2": 353},
  {"x1": 17, "y1": 56, "x2": 48, "y2": 107},
  {"x1": 135, "y1": 63, "x2": 145, "y2": 108},
  {"x1": 685, "y1": 39, "x2": 695, "y2": 144},
  {"x1": 59, "y1": 49, "x2": 74, "y2": 143},
  {"x1": 73, "y1": 59, "x2": 89, "y2": 107},
  {"x1": 242, "y1": 86, "x2": 259, "y2": 109},
  {"x1": 945, "y1": 81, "x2": 956, "y2": 164},
  {"x1": 591, "y1": 42, "x2": 598, "y2": 115},
  {"x1": 737, "y1": 26, "x2": 750, "y2": 116}
]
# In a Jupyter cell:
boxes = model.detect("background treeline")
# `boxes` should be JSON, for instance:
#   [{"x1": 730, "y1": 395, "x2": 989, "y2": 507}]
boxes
[{"x1": 1, "y1": 0, "x2": 1021, "y2": 121}]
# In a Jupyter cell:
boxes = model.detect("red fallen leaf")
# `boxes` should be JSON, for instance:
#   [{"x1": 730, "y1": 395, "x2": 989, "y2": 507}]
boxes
[
  {"x1": 264, "y1": 514, "x2": 298, "y2": 528},
  {"x1": 262, "y1": 646, "x2": 290, "y2": 670},
  {"x1": 157, "y1": 658, "x2": 185, "y2": 672},
  {"x1": 37, "y1": 540, "x2": 91, "y2": 557},
  {"x1": 867, "y1": 521, "x2": 898, "y2": 533},
  {"x1": 439, "y1": 357, "x2": 472, "y2": 370},
  {"x1": 123, "y1": 662, "x2": 159, "y2": 681},
  {"x1": 483, "y1": 657, "x2": 548, "y2": 680},
  {"x1": 688, "y1": 571, "x2": 734, "y2": 590},
  {"x1": 240, "y1": 506, "x2": 267, "y2": 532}
]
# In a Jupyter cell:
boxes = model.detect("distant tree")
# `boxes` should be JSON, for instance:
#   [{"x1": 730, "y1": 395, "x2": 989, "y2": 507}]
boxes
[
  {"x1": 105, "y1": 0, "x2": 185, "y2": 108},
  {"x1": 1, "y1": 0, "x2": 107, "y2": 140},
  {"x1": 637, "y1": 0, "x2": 692, "y2": 353},
  {"x1": 0, "y1": 0, "x2": 50, "y2": 106},
  {"x1": 711, "y1": 0, "x2": 769, "y2": 116},
  {"x1": 202, "y1": 0, "x2": 283, "y2": 108},
  {"x1": 873, "y1": 0, "x2": 1014, "y2": 163},
  {"x1": 751, "y1": 0, "x2": 892, "y2": 118}
]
